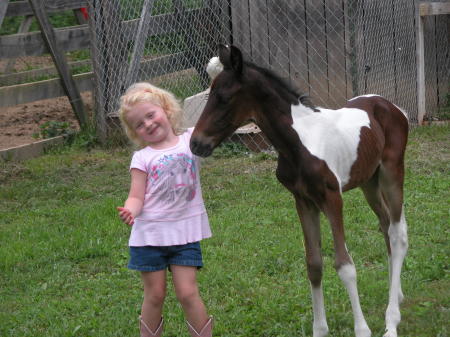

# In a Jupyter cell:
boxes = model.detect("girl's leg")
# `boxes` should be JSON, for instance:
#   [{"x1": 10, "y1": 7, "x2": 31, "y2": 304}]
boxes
[
  {"x1": 141, "y1": 270, "x2": 167, "y2": 331},
  {"x1": 171, "y1": 265, "x2": 209, "y2": 332}
]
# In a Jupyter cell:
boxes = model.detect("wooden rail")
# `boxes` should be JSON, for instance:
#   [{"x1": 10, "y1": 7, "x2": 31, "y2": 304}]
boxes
[{"x1": 416, "y1": 1, "x2": 450, "y2": 124}]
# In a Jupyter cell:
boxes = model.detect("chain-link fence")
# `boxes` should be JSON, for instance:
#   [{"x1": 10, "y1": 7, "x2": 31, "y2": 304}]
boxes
[
  {"x1": 86, "y1": 0, "x2": 449, "y2": 149},
  {"x1": 1, "y1": 1, "x2": 448, "y2": 151}
]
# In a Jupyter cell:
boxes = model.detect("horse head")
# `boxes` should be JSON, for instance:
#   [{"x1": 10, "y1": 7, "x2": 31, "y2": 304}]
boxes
[{"x1": 190, "y1": 44, "x2": 258, "y2": 157}]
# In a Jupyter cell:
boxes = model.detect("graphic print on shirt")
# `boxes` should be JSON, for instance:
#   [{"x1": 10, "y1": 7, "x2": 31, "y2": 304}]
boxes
[{"x1": 149, "y1": 153, "x2": 197, "y2": 202}]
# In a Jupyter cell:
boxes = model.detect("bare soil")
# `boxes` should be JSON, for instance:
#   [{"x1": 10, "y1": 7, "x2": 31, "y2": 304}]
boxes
[{"x1": 0, "y1": 92, "x2": 93, "y2": 150}]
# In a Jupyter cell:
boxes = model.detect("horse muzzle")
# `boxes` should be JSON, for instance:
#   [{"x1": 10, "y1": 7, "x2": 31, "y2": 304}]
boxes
[{"x1": 190, "y1": 137, "x2": 214, "y2": 157}]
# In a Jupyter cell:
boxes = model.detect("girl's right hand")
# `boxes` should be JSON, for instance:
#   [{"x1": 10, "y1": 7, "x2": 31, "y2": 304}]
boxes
[{"x1": 117, "y1": 207, "x2": 135, "y2": 226}]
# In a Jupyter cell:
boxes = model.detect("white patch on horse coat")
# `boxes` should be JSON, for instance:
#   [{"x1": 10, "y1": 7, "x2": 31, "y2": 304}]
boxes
[
  {"x1": 349, "y1": 94, "x2": 409, "y2": 120},
  {"x1": 310, "y1": 284, "x2": 329, "y2": 337},
  {"x1": 348, "y1": 94, "x2": 381, "y2": 101},
  {"x1": 393, "y1": 104, "x2": 409, "y2": 120},
  {"x1": 338, "y1": 264, "x2": 372, "y2": 337},
  {"x1": 385, "y1": 207, "x2": 408, "y2": 336},
  {"x1": 206, "y1": 57, "x2": 223, "y2": 80},
  {"x1": 290, "y1": 103, "x2": 370, "y2": 190}
]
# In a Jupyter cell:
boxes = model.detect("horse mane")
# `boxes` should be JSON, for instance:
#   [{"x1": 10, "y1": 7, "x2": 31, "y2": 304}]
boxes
[{"x1": 245, "y1": 61, "x2": 318, "y2": 111}]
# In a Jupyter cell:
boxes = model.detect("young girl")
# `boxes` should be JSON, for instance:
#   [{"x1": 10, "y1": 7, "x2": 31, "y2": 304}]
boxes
[{"x1": 117, "y1": 82, "x2": 213, "y2": 337}]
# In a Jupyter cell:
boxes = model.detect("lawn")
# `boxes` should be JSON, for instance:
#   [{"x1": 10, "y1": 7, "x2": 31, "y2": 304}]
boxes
[{"x1": 0, "y1": 124, "x2": 448, "y2": 337}]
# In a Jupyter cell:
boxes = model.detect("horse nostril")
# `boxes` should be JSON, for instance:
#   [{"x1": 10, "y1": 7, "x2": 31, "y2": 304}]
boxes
[{"x1": 190, "y1": 139, "x2": 198, "y2": 152}]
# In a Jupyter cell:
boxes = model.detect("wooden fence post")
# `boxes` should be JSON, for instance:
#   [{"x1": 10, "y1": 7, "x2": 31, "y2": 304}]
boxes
[
  {"x1": 88, "y1": 0, "x2": 128, "y2": 143},
  {"x1": 28, "y1": 0, "x2": 87, "y2": 129},
  {"x1": 125, "y1": 0, "x2": 156, "y2": 89},
  {"x1": 0, "y1": 0, "x2": 8, "y2": 27}
]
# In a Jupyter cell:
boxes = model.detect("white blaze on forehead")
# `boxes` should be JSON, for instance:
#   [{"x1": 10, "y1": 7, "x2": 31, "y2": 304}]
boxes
[{"x1": 290, "y1": 103, "x2": 371, "y2": 190}]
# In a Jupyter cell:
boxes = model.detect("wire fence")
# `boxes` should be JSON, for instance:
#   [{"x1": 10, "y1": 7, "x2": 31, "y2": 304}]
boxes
[
  {"x1": 86, "y1": 0, "x2": 449, "y2": 150},
  {"x1": 1, "y1": 1, "x2": 447, "y2": 151}
]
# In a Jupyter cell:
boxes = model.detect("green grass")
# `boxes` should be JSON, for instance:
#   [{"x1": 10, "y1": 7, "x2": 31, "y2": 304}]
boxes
[{"x1": 0, "y1": 125, "x2": 449, "y2": 336}]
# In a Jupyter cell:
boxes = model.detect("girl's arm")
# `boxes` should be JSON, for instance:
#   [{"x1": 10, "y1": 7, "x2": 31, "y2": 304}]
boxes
[{"x1": 117, "y1": 168, "x2": 147, "y2": 225}]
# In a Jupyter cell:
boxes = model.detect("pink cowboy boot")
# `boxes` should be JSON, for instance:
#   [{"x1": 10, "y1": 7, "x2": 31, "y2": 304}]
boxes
[
  {"x1": 186, "y1": 317, "x2": 213, "y2": 337},
  {"x1": 140, "y1": 316, "x2": 163, "y2": 337}
]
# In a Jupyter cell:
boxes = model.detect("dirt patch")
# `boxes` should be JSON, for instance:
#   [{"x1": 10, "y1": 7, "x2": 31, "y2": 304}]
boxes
[{"x1": 0, "y1": 92, "x2": 93, "y2": 150}]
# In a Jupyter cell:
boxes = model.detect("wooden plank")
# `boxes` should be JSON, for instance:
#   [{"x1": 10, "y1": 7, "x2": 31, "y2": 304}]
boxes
[
  {"x1": 415, "y1": 7, "x2": 426, "y2": 124},
  {"x1": 0, "y1": 72, "x2": 93, "y2": 107},
  {"x1": 173, "y1": 0, "x2": 209, "y2": 87},
  {"x1": 0, "y1": 60, "x2": 91, "y2": 86},
  {"x1": 230, "y1": 0, "x2": 251, "y2": 59},
  {"x1": 435, "y1": 14, "x2": 449, "y2": 118},
  {"x1": 249, "y1": 0, "x2": 269, "y2": 67},
  {"x1": 5, "y1": 0, "x2": 88, "y2": 17},
  {"x1": 0, "y1": 136, "x2": 65, "y2": 162},
  {"x1": 29, "y1": 0, "x2": 87, "y2": 128},
  {"x1": 393, "y1": 0, "x2": 417, "y2": 122},
  {"x1": 325, "y1": 0, "x2": 347, "y2": 108},
  {"x1": 424, "y1": 15, "x2": 438, "y2": 121},
  {"x1": 267, "y1": 0, "x2": 289, "y2": 77},
  {"x1": 362, "y1": 0, "x2": 396, "y2": 100},
  {"x1": 419, "y1": 2, "x2": 450, "y2": 16},
  {"x1": 0, "y1": 25, "x2": 91, "y2": 58},
  {"x1": 138, "y1": 52, "x2": 191, "y2": 79},
  {"x1": 0, "y1": 0, "x2": 8, "y2": 27},
  {"x1": 343, "y1": 0, "x2": 354, "y2": 99},
  {"x1": 305, "y1": 0, "x2": 328, "y2": 105},
  {"x1": 88, "y1": 0, "x2": 127, "y2": 142},
  {"x1": 3, "y1": 15, "x2": 34, "y2": 74},
  {"x1": 351, "y1": 0, "x2": 366, "y2": 97},
  {"x1": 0, "y1": 53, "x2": 192, "y2": 108},
  {"x1": 125, "y1": 0, "x2": 156, "y2": 88},
  {"x1": 209, "y1": 0, "x2": 232, "y2": 47},
  {"x1": 0, "y1": 9, "x2": 205, "y2": 58},
  {"x1": 286, "y1": 0, "x2": 309, "y2": 94}
]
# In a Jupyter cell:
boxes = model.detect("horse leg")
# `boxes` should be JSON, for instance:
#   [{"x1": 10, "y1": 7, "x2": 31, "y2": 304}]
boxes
[
  {"x1": 295, "y1": 197, "x2": 328, "y2": 337},
  {"x1": 322, "y1": 192, "x2": 371, "y2": 337},
  {"x1": 379, "y1": 162, "x2": 408, "y2": 337},
  {"x1": 361, "y1": 172, "x2": 404, "y2": 304}
]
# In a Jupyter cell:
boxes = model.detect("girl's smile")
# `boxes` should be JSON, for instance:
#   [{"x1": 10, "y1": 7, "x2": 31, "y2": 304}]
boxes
[{"x1": 127, "y1": 102, "x2": 178, "y2": 149}]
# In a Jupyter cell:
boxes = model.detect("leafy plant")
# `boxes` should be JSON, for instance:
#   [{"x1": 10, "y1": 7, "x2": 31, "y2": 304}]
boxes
[
  {"x1": 212, "y1": 141, "x2": 249, "y2": 158},
  {"x1": 36, "y1": 121, "x2": 76, "y2": 139}
]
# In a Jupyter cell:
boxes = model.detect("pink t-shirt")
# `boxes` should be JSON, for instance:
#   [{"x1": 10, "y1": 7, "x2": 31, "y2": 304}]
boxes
[{"x1": 128, "y1": 128, "x2": 211, "y2": 246}]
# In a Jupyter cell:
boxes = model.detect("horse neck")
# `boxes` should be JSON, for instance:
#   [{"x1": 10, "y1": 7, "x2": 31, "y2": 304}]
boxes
[{"x1": 254, "y1": 97, "x2": 308, "y2": 159}]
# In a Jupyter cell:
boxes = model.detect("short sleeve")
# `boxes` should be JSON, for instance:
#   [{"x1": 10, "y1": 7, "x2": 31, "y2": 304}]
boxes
[{"x1": 130, "y1": 150, "x2": 147, "y2": 173}]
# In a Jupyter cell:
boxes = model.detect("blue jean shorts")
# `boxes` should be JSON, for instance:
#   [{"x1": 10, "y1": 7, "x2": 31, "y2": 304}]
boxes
[{"x1": 128, "y1": 241, "x2": 203, "y2": 272}]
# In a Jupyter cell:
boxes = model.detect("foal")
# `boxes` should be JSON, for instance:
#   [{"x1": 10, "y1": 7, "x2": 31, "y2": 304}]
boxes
[{"x1": 190, "y1": 45, "x2": 409, "y2": 337}]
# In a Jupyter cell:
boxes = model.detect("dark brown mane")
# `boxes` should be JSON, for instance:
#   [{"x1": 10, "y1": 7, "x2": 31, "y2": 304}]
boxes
[{"x1": 245, "y1": 61, "x2": 317, "y2": 111}]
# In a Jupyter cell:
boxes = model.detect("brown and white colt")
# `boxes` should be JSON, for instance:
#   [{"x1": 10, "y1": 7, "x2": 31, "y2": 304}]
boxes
[{"x1": 190, "y1": 45, "x2": 409, "y2": 337}]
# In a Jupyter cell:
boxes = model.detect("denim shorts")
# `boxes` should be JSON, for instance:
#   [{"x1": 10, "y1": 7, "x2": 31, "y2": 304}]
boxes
[{"x1": 128, "y1": 241, "x2": 203, "y2": 272}]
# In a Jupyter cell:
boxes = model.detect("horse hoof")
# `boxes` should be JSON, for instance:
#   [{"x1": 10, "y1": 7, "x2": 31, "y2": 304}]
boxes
[
  {"x1": 383, "y1": 329, "x2": 397, "y2": 337},
  {"x1": 313, "y1": 326, "x2": 329, "y2": 337},
  {"x1": 355, "y1": 326, "x2": 371, "y2": 337},
  {"x1": 398, "y1": 290, "x2": 404, "y2": 303}
]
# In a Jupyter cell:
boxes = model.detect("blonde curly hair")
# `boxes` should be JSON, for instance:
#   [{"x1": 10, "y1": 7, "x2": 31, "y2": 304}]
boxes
[{"x1": 118, "y1": 82, "x2": 183, "y2": 148}]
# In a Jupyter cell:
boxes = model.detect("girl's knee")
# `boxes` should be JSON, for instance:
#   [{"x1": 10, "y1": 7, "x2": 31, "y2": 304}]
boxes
[
  {"x1": 176, "y1": 286, "x2": 201, "y2": 306},
  {"x1": 145, "y1": 291, "x2": 166, "y2": 307}
]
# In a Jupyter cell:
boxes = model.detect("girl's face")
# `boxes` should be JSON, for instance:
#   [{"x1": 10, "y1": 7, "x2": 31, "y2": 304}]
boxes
[{"x1": 127, "y1": 102, "x2": 175, "y2": 147}]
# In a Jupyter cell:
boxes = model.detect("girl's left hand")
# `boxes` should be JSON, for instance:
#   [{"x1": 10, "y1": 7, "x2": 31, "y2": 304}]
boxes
[{"x1": 117, "y1": 207, "x2": 135, "y2": 226}]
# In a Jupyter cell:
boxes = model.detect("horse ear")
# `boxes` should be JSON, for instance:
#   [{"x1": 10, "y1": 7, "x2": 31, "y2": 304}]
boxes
[
  {"x1": 218, "y1": 44, "x2": 232, "y2": 70},
  {"x1": 218, "y1": 44, "x2": 243, "y2": 75},
  {"x1": 229, "y1": 45, "x2": 243, "y2": 75}
]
